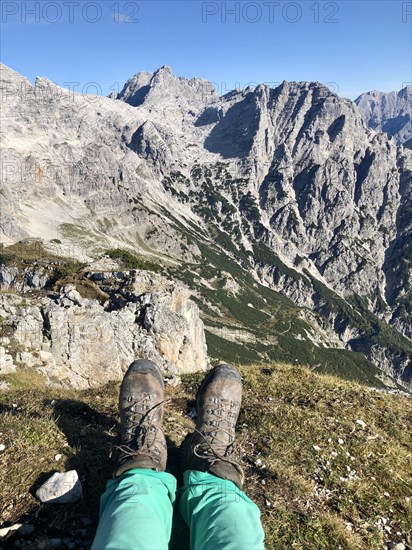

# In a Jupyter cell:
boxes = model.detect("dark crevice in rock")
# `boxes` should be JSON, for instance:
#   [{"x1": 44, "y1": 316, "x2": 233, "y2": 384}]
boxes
[
  {"x1": 354, "y1": 148, "x2": 375, "y2": 205},
  {"x1": 327, "y1": 114, "x2": 346, "y2": 142}
]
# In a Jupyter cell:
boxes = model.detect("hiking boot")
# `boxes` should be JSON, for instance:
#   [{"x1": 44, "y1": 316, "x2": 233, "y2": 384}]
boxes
[
  {"x1": 114, "y1": 359, "x2": 167, "y2": 477},
  {"x1": 180, "y1": 364, "x2": 244, "y2": 489}
]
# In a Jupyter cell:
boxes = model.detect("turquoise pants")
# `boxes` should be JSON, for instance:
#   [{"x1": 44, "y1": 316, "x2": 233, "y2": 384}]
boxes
[{"x1": 92, "y1": 469, "x2": 265, "y2": 550}]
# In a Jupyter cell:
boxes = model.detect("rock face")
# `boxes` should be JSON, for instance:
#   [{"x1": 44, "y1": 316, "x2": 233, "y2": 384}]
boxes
[
  {"x1": 0, "y1": 63, "x2": 411, "y2": 389},
  {"x1": 0, "y1": 268, "x2": 208, "y2": 388},
  {"x1": 355, "y1": 87, "x2": 412, "y2": 147}
]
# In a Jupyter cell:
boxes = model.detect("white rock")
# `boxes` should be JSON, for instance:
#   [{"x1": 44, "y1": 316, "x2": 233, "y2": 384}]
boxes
[
  {"x1": 39, "y1": 350, "x2": 56, "y2": 365},
  {"x1": 16, "y1": 351, "x2": 37, "y2": 367},
  {"x1": 312, "y1": 445, "x2": 322, "y2": 452},
  {"x1": 54, "y1": 453, "x2": 62, "y2": 461},
  {"x1": 35, "y1": 470, "x2": 82, "y2": 504},
  {"x1": 0, "y1": 523, "x2": 34, "y2": 537},
  {"x1": 0, "y1": 444, "x2": 5, "y2": 452},
  {"x1": 355, "y1": 419, "x2": 367, "y2": 428},
  {"x1": 0, "y1": 346, "x2": 15, "y2": 374},
  {"x1": 164, "y1": 376, "x2": 181, "y2": 387},
  {"x1": 338, "y1": 438, "x2": 344, "y2": 445}
]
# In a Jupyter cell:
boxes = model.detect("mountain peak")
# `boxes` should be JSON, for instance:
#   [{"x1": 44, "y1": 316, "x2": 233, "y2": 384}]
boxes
[{"x1": 155, "y1": 65, "x2": 173, "y2": 75}]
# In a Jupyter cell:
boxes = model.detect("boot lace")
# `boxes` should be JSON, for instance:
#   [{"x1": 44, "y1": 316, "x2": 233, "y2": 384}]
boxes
[
  {"x1": 193, "y1": 398, "x2": 243, "y2": 476},
  {"x1": 115, "y1": 395, "x2": 167, "y2": 467}
]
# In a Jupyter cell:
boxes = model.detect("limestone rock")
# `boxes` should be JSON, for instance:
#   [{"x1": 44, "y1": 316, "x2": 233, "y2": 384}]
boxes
[
  {"x1": 0, "y1": 268, "x2": 208, "y2": 388},
  {"x1": 36, "y1": 470, "x2": 82, "y2": 504},
  {"x1": 0, "y1": 346, "x2": 15, "y2": 374}
]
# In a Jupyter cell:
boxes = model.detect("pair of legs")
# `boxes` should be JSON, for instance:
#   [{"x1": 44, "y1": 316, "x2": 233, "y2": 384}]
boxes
[{"x1": 92, "y1": 360, "x2": 265, "y2": 549}]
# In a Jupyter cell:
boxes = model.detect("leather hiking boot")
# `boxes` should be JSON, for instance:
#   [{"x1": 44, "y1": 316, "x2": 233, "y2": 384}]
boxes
[
  {"x1": 114, "y1": 359, "x2": 167, "y2": 477},
  {"x1": 180, "y1": 364, "x2": 244, "y2": 489}
]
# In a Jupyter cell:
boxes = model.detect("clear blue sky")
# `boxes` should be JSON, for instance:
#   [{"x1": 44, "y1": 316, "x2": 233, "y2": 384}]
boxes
[{"x1": 1, "y1": 0, "x2": 411, "y2": 100}]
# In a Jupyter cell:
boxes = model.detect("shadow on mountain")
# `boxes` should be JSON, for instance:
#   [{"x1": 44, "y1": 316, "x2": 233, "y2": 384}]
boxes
[
  {"x1": 382, "y1": 113, "x2": 410, "y2": 136},
  {"x1": 121, "y1": 84, "x2": 151, "y2": 107},
  {"x1": 203, "y1": 92, "x2": 259, "y2": 159}
]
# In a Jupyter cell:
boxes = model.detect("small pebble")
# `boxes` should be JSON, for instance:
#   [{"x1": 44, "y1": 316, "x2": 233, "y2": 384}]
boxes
[
  {"x1": 187, "y1": 408, "x2": 197, "y2": 420},
  {"x1": 54, "y1": 453, "x2": 62, "y2": 461},
  {"x1": 338, "y1": 438, "x2": 344, "y2": 445},
  {"x1": 0, "y1": 444, "x2": 5, "y2": 452},
  {"x1": 355, "y1": 419, "x2": 367, "y2": 428},
  {"x1": 164, "y1": 376, "x2": 181, "y2": 387}
]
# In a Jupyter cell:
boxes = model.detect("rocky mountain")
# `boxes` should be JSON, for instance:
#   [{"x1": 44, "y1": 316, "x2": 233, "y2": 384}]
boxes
[
  {"x1": 0, "y1": 63, "x2": 411, "y2": 390},
  {"x1": 0, "y1": 254, "x2": 207, "y2": 388},
  {"x1": 355, "y1": 87, "x2": 412, "y2": 148}
]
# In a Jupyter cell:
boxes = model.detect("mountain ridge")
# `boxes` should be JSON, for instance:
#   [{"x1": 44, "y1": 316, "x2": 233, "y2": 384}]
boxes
[
  {"x1": 0, "y1": 63, "x2": 411, "y2": 389},
  {"x1": 355, "y1": 87, "x2": 412, "y2": 148}
]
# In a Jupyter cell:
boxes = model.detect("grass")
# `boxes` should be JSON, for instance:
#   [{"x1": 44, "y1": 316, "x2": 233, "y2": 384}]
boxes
[
  {"x1": 0, "y1": 364, "x2": 411, "y2": 549},
  {"x1": 0, "y1": 240, "x2": 58, "y2": 268},
  {"x1": 105, "y1": 248, "x2": 161, "y2": 272}
]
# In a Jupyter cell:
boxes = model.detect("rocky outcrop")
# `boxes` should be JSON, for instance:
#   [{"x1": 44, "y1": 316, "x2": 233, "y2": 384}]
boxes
[
  {"x1": 355, "y1": 87, "x2": 412, "y2": 147},
  {"x1": 0, "y1": 268, "x2": 208, "y2": 388}
]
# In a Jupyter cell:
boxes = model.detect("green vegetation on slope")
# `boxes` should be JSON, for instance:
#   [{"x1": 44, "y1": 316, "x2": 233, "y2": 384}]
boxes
[
  {"x1": 158, "y1": 211, "x2": 386, "y2": 388},
  {"x1": 0, "y1": 364, "x2": 410, "y2": 549},
  {"x1": 105, "y1": 248, "x2": 161, "y2": 272}
]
